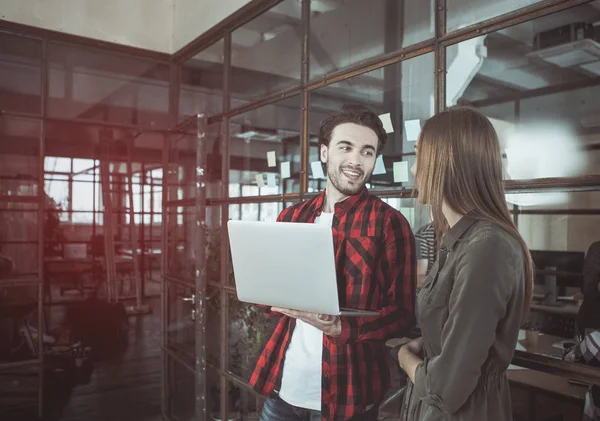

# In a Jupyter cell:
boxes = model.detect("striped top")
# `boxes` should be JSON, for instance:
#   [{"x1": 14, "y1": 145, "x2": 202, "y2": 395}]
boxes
[{"x1": 415, "y1": 222, "x2": 437, "y2": 275}]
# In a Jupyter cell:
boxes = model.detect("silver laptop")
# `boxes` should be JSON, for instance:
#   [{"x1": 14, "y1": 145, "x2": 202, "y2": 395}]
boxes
[{"x1": 227, "y1": 220, "x2": 379, "y2": 317}]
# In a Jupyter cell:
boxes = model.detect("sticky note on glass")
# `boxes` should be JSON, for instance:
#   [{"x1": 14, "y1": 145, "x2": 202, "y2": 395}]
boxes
[
  {"x1": 267, "y1": 151, "x2": 276, "y2": 167},
  {"x1": 267, "y1": 173, "x2": 277, "y2": 187},
  {"x1": 393, "y1": 161, "x2": 409, "y2": 183},
  {"x1": 379, "y1": 113, "x2": 394, "y2": 134},
  {"x1": 311, "y1": 161, "x2": 325, "y2": 179},
  {"x1": 404, "y1": 119, "x2": 421, "y2": 142},
  {"x1": 281, "y1": 161, "x2": 291, "y2": 179},
  {"x1": 373, "y1": 155, "x2": 386, "y2": 175},
  {"x1": 255, "y1": 173, "x2": 265, "y2": 188}
]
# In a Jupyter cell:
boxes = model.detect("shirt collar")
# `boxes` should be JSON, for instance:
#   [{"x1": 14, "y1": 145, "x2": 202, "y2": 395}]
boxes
[
  {"x1": 309, "y1": 187, "x2": 369, "y2": 216},
  {"x1": 442, "y1": 215, "x2": 478, "y2": 250}
]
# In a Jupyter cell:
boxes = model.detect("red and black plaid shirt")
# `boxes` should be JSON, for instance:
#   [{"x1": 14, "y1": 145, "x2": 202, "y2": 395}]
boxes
[{"x1": 249, "y1": 188, "x2": 416, "y2": 421}]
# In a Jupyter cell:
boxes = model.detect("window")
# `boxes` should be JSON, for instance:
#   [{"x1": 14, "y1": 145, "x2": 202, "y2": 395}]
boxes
[
  {"x1": 450, "y1": 2, "x2": 600, "y2": 182},
  {"x1": 229, "y1": 95, "x2": 302, "y2": 197}
]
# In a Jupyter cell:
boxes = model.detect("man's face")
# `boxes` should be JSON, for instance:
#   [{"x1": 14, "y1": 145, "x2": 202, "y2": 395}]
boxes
[{"x1": 321, "y1": 122, "x2": 378, "y2": 196}]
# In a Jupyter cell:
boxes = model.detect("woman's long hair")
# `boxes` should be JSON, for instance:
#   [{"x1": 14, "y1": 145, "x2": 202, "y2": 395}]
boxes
[{"x1": 415, "y1": 106, "x2": 533, "y2": 317}]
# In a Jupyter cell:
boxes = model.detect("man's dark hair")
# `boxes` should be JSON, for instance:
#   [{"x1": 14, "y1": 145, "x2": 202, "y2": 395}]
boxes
[{"x1": 318, "y1": 104, "x2": 388, "y2": 156}]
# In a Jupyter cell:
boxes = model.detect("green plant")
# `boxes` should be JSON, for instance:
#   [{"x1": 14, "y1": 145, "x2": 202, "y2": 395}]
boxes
[{"x1": 205, "y1": 227, "x2": 270, "y2": 415}]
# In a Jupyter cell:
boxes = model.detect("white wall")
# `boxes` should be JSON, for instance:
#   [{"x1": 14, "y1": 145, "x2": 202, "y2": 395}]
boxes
[
  {"x1": 1, "y1": 0, "x2": 174, "y2": 52},
  {"x1": 172, "y1": 0, "x2": 251, "y2": 52},
  {"x1": 2, "y1": 0, "x2": 253, "y2": 53}
]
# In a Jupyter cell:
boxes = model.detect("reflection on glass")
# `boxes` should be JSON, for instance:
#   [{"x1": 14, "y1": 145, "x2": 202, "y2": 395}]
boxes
[
  {"x1": 228, "y1": 294, "x2": 274, "y2": 379},
  {"x1": 379, "y1": 196, "x2": 425, "y2": 231},
  {"x1": 166, "y1": 204, "x2": 220, "y2": 284},
  {"x1": 71, "y1": 158, "x2": 95, "y2": 173},
  {"x1": 447, "y1": 0, "x2": 543, "y2": 33},
  {"x1": 511, "y1": 191, "x2": 600, "y2": 253},
  {"x1": 510, "y1": 190, "x2": 599, "y2": 352},
  {"x1": 450, "y1": 2, "x2": 600, "y2": 180},
  {"x1": 229, "y1": 96, "x2": 302, "y2": 197},
  {"x1": 166, "y1": 353, "x2": 195, "y2": 421},
  {"x1": 207, "y1": 366, "x2": 222, "y2": 417},
  {"x1": 0, "y1": 285, "x2": 39, "y2": 365},
  {"x1": 309, "y1": 52, "x2": 434, "y2": 192},
  {"x1": 167, "y1": 281, "x2": 195, "y2": 358},
  {"x1": 309, "y1": 0, "x2": 434, "y2": 79},
  {"x1": 231, "y1": 379, "x2": 266, "y2": 419},
  {"x1": 205, "y1": 205, "x2": 223, "y2": 285},
  {"x1": 44, "y1": 176, "x2": 69, "y2": 211},
  {"x1": 166, "y1": 206, "x2": 195, "y2": 281},
  {"x1": 203, "y1": 122, "x2": 223, "y2": 200},
  {"x1": 0, "y1": 32, "x2": 42, "y2": 115},
  {"x1": 228, "y1": 201, "x2": 284, "y2": 223},
  {"x1": 0, "y1": 364, "x2": 38, "y2": 418},
  {"x1": 44, "y1": 157, "x2": 71, "y2": 173},
  {"x1": 47, "y1": 43, "x2": 170, "y2": 128},
  {"x1": 206, "y1": 286, "x2": 221, "y2": 369},
  {"x1": 0, "y1": 204, "x2": 38, "y2": 279},
  {"x1": 230, "y1": 0, "x2": 302, "y2": 103},
  {"x1": 180, "y1": 39, "x2": 224, "y2": 121},
  {"x1": 72, "y1": 182, "x2": 95, "y2": 212},
  {"x1": 167, "y1": 132, "x2": 196, "y2": 203},
  {"x1": 71, "y1": 211, "x2": 96, "y2": 224},
  {"x1": 0, "y1": 117, "x2": 40, "y2": 197}
]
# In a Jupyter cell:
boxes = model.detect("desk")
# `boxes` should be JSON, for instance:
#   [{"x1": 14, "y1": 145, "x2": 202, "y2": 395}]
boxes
[
  {"x1": 44, "y1": 255, "x2": 134, "y2": 303},
  {"x1": 507, "y1": 369, "x2": 587, "y2": 402},
  {"x1": 531, "y1": 302, "x2": 580, "y2": 317},
  {"x1": 518, "y1": 331, "x2": 570, "y2": 357},
  {"x1": 509, "y1": 331, "x2": 587, "y2": 420}
]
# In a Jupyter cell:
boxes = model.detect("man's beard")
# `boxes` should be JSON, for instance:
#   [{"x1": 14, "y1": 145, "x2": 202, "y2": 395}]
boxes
[{"x1": 326, "y1": 162, "x2": 370, "y2": 196}]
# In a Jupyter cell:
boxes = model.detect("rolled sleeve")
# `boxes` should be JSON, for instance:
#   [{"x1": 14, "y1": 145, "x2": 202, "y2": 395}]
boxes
[{"x1": 412, "y1": 230, "x2": 520, "y2": 414}]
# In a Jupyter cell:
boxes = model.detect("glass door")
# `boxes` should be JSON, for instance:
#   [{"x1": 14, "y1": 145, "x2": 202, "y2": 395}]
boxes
[{"x1": 162, "y1": 115, "x2": 221, "y2": 421}]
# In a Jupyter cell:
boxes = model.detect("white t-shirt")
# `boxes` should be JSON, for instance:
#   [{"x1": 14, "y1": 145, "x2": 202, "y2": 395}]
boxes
[{"x1": 277, "y1": 212, "x2": 334, "y2": 410}]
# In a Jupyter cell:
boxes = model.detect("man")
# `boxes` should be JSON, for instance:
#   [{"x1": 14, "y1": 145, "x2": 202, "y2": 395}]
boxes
[
  {"x1": 576, "y1": 241, "x2": 600, "y2": 335},
  {"x1": 250, "y1": 104, "x2": 416, "y2": 421},
  {"x1": 414, "y1": 221, "x2": 436, "y2": 290}
]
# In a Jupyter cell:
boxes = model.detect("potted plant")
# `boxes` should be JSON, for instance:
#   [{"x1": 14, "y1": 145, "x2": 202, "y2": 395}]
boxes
[{"x1": 205, "y1": 227, "x2": 271, "y2": 420}]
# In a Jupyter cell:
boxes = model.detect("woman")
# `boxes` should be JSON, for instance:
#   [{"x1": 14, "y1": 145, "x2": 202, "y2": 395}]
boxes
[{"x1": 398, "y1": 106, "x2": 534, "y2": 421}]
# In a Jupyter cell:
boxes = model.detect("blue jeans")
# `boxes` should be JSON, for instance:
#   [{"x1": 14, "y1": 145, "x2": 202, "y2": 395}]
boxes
[{"x1": 259, "y1": 395, "x2": 378, "y2": 421}]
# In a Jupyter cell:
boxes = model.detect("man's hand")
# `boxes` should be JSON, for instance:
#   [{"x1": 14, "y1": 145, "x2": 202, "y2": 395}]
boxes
[{"x1": 271, "y1": 307, "x2": 342, "y2": 337}]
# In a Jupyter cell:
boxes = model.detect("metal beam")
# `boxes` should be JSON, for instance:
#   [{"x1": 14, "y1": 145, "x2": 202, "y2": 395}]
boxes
[
  {"x1": 439, "y1": 0, "x2": 593, "y2": 47},
  {"x1": 464, "y1": 74, "x2": 600, "y2": 109},
  {"x1": 173, "y1": 0, "x2": 283, "y2": 64}
]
